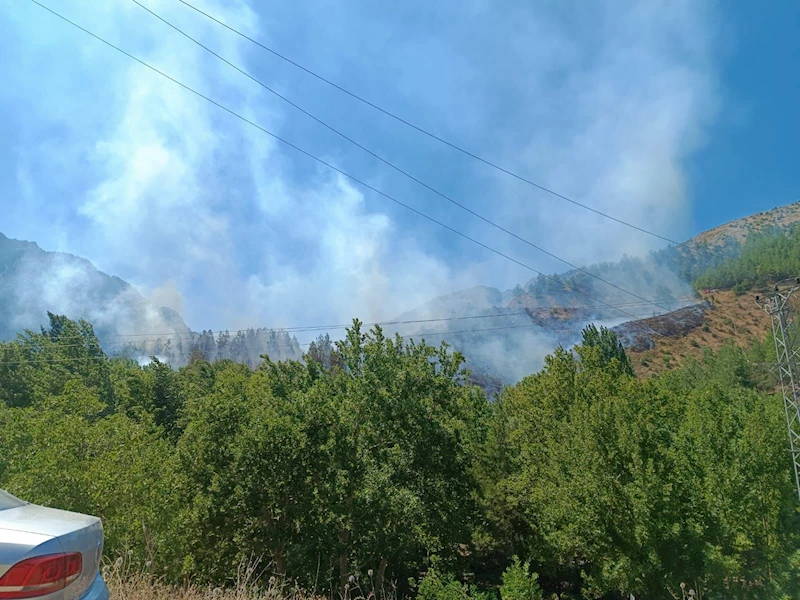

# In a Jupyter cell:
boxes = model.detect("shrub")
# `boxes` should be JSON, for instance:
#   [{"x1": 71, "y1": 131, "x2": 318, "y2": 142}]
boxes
[
  {"x1": 500, "y1": 558, "x2": 542, "y2": 600},
  {"x1": 417, "y1": 569, "x2": 468, "y2": 600}
]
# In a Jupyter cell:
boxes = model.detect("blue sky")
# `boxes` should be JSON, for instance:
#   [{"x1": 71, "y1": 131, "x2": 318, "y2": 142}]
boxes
[
  {"x1": 0, "y1": 0, "x2": 797, "y2": 331},
  {"x1": 687, "y1": 2, "x2": 800, "y2": 228}
]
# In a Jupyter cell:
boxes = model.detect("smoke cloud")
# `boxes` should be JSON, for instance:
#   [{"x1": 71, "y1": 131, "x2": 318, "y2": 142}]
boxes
[{"x1": 0, "y1": 0, "x2": 720, "y2": 378}]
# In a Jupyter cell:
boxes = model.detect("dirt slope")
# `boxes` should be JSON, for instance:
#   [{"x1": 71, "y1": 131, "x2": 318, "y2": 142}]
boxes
[{"x1": 624, "y1": 290, "x2": 774, "y2": 378}]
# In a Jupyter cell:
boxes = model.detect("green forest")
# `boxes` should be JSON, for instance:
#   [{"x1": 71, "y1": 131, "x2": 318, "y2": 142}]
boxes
[
  {"x1": 695, "y1": 225, "x2": 800, "y2": 293},
  {"x1": 2, "y1": 309, "x2": 799, "y2": 600}
]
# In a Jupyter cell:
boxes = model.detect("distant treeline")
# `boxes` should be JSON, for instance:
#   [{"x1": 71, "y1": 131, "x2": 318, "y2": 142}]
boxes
[
  {"x1": 515, "y1": 224, "x2": 800, "y2": 309},
  {"x1": 114, "y1": 326, "x2": 303, "y2": 368},
  {"x1": 1, "y1": 313, "x2": 798, "y2": 599},
  {"x1": 695, "y1": 225, "x2": 800, "y2": 293},
  {"x1": 510, "y1": 236, "x2": 741, "y2": 309}
]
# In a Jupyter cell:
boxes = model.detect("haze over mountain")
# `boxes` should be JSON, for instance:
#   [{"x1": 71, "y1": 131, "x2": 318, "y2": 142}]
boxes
[
  {"x1": 0, "y1": 232, "x2": 301, "y2": 367},
  {"x1": 392, "y1": 201, "x2": 800, "y2": 386},
  {"x1": 0, "y1": 232, "x2": 190, "y2": 342},
  {"x1": 3, "y1": 201, "x2": 798, "y2": 386},
  {"x1": 2, "y1": 0, "x2": 728, "y2": 338}
]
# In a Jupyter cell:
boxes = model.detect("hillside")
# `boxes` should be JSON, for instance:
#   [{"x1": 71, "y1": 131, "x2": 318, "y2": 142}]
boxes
[
  {"x1": 0, "y1": 232, "x2": 191, "y2": 343},
  {"x1": 617, "y1": 289, "x2": 773, "y2": 378},
  {"x1": 0, "y1": 232, "x2": 302, "y2": 366},
  {"x1": 396, "y1": 200, "x2": 800, "y2": 389},
  {"x1": 689, "y1": 201, "x2": 800, "y2": 248},
  {"x1": 4, "y1": 199, "x2": 800, "y2": 384}
]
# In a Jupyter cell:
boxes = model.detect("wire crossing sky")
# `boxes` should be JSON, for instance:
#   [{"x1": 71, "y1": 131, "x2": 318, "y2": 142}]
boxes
[
  {"x1": 126, "y1": 0, "x2": 673, "y2": 313},
  {"x1": 22, "y1": 0, "x2": 677, "y2": 322},
  {"x1": 2, "y1": 0, "x2": 796, "y2": 338},
  {"x1": 171, "y1": 0, "x2": 683, "y2": 247}
]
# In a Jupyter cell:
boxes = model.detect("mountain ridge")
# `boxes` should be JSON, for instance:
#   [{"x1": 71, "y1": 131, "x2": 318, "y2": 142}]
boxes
[
  {"x1": 4, "y1": 199, "x2": 799, "y2": 385},
  {"x1": 0, "y1": 232, "x2": 302, "y2": 366},
  {"x1": 394, "y1": 200, "x2": 800, "y2": 389}
]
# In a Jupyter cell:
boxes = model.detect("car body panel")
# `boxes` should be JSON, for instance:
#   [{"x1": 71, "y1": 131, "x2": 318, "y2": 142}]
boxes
[
  {"x1": 0, "y1": 491, "x2": 107, "y2": 600},
  {"x1": 0, "y1": 532, "x2": 63, "y2": 578}
]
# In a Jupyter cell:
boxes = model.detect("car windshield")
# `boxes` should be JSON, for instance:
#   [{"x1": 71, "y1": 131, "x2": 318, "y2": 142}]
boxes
[{"x1": 0, "y1": 489, "x2": 26, "y2": 510}]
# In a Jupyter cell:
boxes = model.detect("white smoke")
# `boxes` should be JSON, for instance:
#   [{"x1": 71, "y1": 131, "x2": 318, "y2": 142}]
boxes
[{"x1": 1, "y1": 0, "x2": 720, "y2": 379}]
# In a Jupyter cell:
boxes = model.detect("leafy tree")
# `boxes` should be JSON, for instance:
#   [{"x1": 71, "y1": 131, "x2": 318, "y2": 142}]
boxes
[
  {"x1": 175, "y1": 358, "x2": 327, "y2": 581},
  {"x1": 500, "y1": 557, "x2": 541, "y2": 600},
  {"x1": 479, "y1": 335, "x2": 800, "y2": 598},
  {"x1": 2, "y1": 312, "x2": 799, "y2": 598},
  {"x1": 306, "y1": 333, "x2": 344, "y2": 370},
  {"x1": 311, "y1": 321, "x2": 490, "y2": 593},
  {"x1": 580, "y1": 323, "x2": 634, "y2": 376},
  {"x1": 0, "y1": 313, "x2": 112, "y2": 408},
  {"x1": 0, "y1": 380, "x2": 179, "y2": 567},
  {"x1": 417, "y1": 568, "x2": 471, "y2": 600}
]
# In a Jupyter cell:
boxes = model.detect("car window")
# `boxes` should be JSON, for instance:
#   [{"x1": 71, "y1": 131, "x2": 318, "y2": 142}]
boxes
[{"x1": 0, "y1": 489, "x2": 26, "y2": 510}]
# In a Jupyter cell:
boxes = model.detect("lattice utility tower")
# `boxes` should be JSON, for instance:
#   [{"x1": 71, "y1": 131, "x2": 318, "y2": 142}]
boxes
[{"x1": 757, "y1": 279, "x2": 800, "y2": 503}]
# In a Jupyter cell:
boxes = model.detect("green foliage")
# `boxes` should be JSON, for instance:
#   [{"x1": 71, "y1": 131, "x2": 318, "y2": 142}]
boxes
[
  {"x1": 417, "y1": 569, "x2": 470, "y2": 600},
  {"x1": 520, "y1": 239, "x2": 738, "y2": 309},
  {"x1": 500, "y1": 558, "x2": 541, "y2": 600},
  {"x1": 479, "y1": 337, "x2": 800, "y2": 599},
  {"x1": 695, "y1": 225, "x2": 800, "y2": 291},
  {"x1": 1, "y1": 314, "x2": 799, "y2": 599},
  {"x1": 0, "y1": 313, "x2": 112, "y2": 408},
  {"x1": 580, "y1": 324, "x2": 634, "y2": 376},
  {"x1": 0, "y1": 381, "x2": 179, "y2": 566}
]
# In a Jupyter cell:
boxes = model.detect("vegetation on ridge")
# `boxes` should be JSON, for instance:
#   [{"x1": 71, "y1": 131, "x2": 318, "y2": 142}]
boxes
[
  {"x1": 5, "y1": 215, "x2": 800, "y2": 598},
  {"x1": 1, "y1": 309, "x2": 799, "y2": 599}
]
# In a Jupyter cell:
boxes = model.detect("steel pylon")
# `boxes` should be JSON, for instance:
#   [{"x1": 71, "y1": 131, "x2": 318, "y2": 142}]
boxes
[{"x1": 757, "y1": 281, "x2": 800, "y2": 502}]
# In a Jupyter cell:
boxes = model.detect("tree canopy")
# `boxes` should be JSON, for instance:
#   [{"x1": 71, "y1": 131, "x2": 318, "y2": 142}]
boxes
[{"x1": 1, "y1": 315, "x2": 798, "y2": 599}]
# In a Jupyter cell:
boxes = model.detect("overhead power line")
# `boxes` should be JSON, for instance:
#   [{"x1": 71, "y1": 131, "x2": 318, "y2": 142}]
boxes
[
  {"x1": 0, "y1": 320, "x2": 619, "y2": 366},
  {"x1": 101, "y1": 310, "x2": 532, "y2": 339},
  {"x1": 173, "y1": 0, "x2": 683, "y2": 247},
  {"x1": 0, "y1": 295, "x2": 698, "y2": 354},
  {"x1": 25, "y1": 0, "x2": 642, "y2": 321},
  {"x1": 129, "y1": 0, "x2": 670, "y2": 313},
  {"x1": 97, "y1": 294, "x2": 694, "y2": 340}
]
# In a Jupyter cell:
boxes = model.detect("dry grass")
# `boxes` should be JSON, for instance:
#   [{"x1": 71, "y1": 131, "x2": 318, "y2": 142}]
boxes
[
  {"x1": 689, "y1": 201, "x2": 800, "y2": 249},
  {"x1": 630, "y1": 289, "x2": 773, "y2": 378},
  {"x1": 104, "y1": 557, "x2": 324, "y2": 600},
  {"x1": 103, "y1": 555, "x2": 396, "y2": 600},
  {"x1": 107, "y1": 576, "x2": 291, "y2": 600}
]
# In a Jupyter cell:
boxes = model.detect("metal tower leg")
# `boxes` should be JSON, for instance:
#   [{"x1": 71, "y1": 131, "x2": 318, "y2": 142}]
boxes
[{"x1": 759, "y1": 286, "x2": 800, "y2": 503}]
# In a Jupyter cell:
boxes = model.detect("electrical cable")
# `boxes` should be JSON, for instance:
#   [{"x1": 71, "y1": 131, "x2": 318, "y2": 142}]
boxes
[
  {"x1": 172, "y1": 0, "x2": 683, "y2": 247},
  {"x1": 130, "y1": 0, "x2": 671, "y2": 312},
  {"x1": 24, "y1": 0, "x2": 642, "y2": 321}
]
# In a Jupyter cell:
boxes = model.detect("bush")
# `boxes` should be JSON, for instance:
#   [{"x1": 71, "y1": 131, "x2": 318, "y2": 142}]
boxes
[
  {"x1": 417, "y1": 569, "x2": 469, "y2": 600},
  {"x1": 500, "y1": 558, "x2": 541, "y2": 600}
]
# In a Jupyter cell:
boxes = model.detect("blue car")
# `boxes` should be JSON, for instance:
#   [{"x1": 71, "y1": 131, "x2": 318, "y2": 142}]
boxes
[{"x1": 0, "y1": 489, "x2": 108, "y2": 600}]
